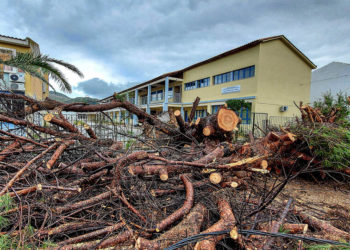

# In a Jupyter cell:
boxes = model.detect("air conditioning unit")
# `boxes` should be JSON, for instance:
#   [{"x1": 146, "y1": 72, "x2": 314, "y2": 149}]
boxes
[
  {"x1": 9, "y1": 73, "x2": 25, "y2": 83},
  {"x1": 279, "y1": 106, "x2": 288, "y2": 112},
  {"x1": 10, "y1": 82, "x2": 25, "y2": 91}
]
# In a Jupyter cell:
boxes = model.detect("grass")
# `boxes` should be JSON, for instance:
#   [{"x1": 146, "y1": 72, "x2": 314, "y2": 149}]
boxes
[
  {"x1": 0, "y1": 193, "x2": 13, "y2": 230},
  {"x1": 304, "y1": 243, "x2": 350, "y2": 250},
  {"x1": 0, "y1": 194, "x2": 57, "y2": 248}
]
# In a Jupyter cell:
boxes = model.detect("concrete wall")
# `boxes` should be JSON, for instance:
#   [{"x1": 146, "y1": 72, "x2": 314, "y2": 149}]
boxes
[{"x1": 311, "y1": 62, "x2": 350, "y2": 103}]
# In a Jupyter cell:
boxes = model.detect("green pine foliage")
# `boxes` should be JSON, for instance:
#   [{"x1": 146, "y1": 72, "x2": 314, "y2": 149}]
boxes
[
  {"x1": 313, "y1": 91, "x2": 350, "y2": 123},
  {"x1": 291, "y1": 124, "x2": 350, "y2": 170}
]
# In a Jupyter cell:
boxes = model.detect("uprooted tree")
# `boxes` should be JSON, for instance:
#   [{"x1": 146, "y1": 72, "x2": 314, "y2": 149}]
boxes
[{"x1": 0, "y1": 92, "x2": 349, "y2": 249}]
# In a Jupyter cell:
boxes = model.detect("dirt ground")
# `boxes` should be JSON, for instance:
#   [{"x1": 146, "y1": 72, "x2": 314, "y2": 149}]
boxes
[{"x1": 276, "y1": 178, "x2": 350, "y2": 236}]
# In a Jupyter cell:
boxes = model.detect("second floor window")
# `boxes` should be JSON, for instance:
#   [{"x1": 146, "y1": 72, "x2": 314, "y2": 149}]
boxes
[
  {"x1": 151, "y1": 90, "x2": 163, "y2": 101},
  {"x1": 168, "y1": 87, "x2": 173, "y2": 98},
  {"x1": 185, "y1": 81, "x2": 196, "y2": 91},
  {"x1": 214, "y1": 65, "x2": 255, "y2": 84},
  {"x1": 141, "y1": 95, "x2": 147, "y2": 105},
  {"x1": 185, "y1": 77, "x2": 210, "y2": 91}
]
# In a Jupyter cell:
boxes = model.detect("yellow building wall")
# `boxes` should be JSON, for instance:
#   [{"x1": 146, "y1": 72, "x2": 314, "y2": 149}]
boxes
[
  {"x1": 181, "y1": 46, "x2": 260, "y2": 104},
  {"x1": 256, "y1": 40, "x2": 312, "y2": 117},
  {"x1": 127, "y1": 38, "x2": 312, "y2": 119},
  {"x1": 0, "y1": 42, "x2": 49, "y2": 100}
]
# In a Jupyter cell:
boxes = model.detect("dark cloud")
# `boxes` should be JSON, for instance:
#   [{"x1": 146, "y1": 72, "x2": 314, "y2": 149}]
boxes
[
  {"x1": 74, "y1": 78, "x2": 136, "y2": 99},
  {"x1": 1, "y1": 0, "x2": 350, "y2": 97}
]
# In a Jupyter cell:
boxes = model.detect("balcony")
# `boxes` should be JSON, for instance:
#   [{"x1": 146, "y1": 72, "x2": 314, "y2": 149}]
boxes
[
  {"x1": 171, "y1": 92, "x2": 181, "y2": 103},
  {"x1": 137, "y1": 90, "x2": 182, "y2": 106}
]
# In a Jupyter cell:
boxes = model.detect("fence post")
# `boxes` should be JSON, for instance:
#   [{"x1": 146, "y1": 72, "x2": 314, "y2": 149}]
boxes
[{"x1": 252, "y1": 112, "x2": 256, "y2": 137}]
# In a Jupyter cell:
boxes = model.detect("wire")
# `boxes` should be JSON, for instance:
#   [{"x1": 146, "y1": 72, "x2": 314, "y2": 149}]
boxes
[{"x1": 164, "y1": 229, "x2": 350, "y2": 250}]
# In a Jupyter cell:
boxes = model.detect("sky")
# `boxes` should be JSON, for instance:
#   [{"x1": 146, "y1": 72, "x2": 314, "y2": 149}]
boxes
[{"x1": 0, "y1": 0, "x2": 349, "y2": 98}]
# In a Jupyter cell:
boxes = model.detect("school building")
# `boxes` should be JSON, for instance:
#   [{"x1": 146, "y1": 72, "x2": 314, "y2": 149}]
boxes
[{"x1": 100, "y1": 35, "x2": 316, "y2": 125}]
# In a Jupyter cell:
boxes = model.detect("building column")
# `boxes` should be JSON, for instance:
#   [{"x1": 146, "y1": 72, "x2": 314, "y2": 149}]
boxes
[
  {"x1": 180, "y1": 105, "x2": 184, "y2": 118},
  {"x1": 133, "y1": 89, "x2": 139, "y2": 125},
  {"x1": 207, "y1": 104, "x2": 211, "y2": 115},
  {"x1": 147, "y1": 85, "x2": 151, "y2": 114},
  {"x1": 118, "y1": 110, "x2": 122, "y2": 123},
  {"x1": 125, "y1": 92, "x2": 129, "y2": 124},
  {"x1": 163, "y1": 77, "x2": 169, "y2": 112}
]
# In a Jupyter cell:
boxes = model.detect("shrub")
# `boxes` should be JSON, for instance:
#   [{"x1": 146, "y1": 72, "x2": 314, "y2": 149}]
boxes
[
  {"x1": 226, "y1": 99, "x2": 251, "y2": 113},
  {"x1": 291, "y1": 124, "x2": 350, "y2": 170},
  {"x1": 313, "y1": 91, "x2": 350, "y2": 123}
]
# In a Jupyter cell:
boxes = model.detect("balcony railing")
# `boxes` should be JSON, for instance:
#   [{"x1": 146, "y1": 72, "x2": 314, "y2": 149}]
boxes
[
  {"x1": 137, "y1": 92, "x2": 182, "y2": 105},
  {"x1": 172, "y1": 92, "x2": 181, "y2": 103}
]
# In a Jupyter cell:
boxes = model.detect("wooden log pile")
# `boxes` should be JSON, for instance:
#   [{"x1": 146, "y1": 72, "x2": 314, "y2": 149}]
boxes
[{"x1": 0, "y1": 93, "x2": 349, "y2": 249}]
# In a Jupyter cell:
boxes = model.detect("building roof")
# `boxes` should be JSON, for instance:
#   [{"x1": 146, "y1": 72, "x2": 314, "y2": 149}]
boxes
[
  {"x1": 102, "y1": 35, "x2": 316, "y2": 100},
  {"x1": 0, "y1": 34, "x2": 40, "y2": 55},
  {"x1": 0, "y1": 34, "x2": 31, "y2": 47}
]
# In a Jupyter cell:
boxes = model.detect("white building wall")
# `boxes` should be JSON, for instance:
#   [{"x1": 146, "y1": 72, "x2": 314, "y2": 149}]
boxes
[{"x1": 311, "y1": 62, "x2": 350, "y2": 103}]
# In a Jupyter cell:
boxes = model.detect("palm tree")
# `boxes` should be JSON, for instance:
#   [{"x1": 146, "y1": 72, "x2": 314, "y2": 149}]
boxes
[{"x1": 0, "y1": 52, "x2": 83, "y2": 93}]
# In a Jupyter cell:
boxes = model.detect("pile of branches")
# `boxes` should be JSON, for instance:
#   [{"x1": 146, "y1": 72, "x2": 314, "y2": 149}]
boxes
[{"x1": 0, "y1": 93, "x2": 349, "y2": 249}]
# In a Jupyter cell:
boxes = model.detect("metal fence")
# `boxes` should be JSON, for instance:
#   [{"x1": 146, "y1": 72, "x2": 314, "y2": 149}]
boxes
[
  {"x1": 0, "y1": 110, "x2": 298, "y2": 144},
  {"x1": 237, "y1": 113, "x2": 296, "y2": 138}
]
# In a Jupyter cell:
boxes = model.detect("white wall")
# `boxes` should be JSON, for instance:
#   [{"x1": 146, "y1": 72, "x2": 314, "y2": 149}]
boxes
[{"x1": 311, "y1": 62, "x2": 350, "y2": 103}]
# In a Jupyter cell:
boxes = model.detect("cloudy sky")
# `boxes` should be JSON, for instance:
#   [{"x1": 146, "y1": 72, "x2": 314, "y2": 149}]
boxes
[{"x1": 0, "y1": 0, "x2": 349, "y2": 98}]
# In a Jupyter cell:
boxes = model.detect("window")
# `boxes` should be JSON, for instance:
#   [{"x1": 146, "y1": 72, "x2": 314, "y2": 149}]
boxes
[
  {"x1": 185, "y1": 81, "x2": 196, "y2": 91},
  {"x1": 214, "y1": 65, "x2": 255, "y2": 85},
  {"x1": 157, "y1": 90, "x2": 163, "y2": 100},
  {"x1": 141, "y1": 95, "x2": 147, "y2": 105},
  {"x1": 198, "y1": 78, "x2": 210, "y2": 88},
  {"x1": 211, "y1": 105, "x2": 223, "y2": 114},
  {"x1": 239, "y1": 107, "x2": 251, "y2": 125},
  {"x1": 194, "y1": 110, "x2": 206, "y2": 120},
  {"x1": 185, "y1": 77, "x2": 210, "y2": 90},
  {"x1": 168, "y1": 87, "x2": 173, "y2": 98},
  {"x1": 151, "y1": 91, "x2": 157, "y2": 101},
  {"x1": 151, "y1": 90, "x2": 163, "y2": 101}
]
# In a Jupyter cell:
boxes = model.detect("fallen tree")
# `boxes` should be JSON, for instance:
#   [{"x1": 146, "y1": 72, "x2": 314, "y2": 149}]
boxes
[{"x1": 0, "y1": 93, "x2": 349, "y2": 249}]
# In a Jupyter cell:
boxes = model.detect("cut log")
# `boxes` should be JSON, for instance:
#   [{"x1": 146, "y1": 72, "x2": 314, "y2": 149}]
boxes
[
  {"x1": 44, "y1": 113, "x2": 80, "y2": 134},
  {"x1": 209, "y1": 172, "x2": 222, "y2": 184},
  {"x1": 174, "y1": 109, "x2": 186, "y2": 133},
  {"x1": 83, "y1": 124, "x2": 98, "y2": 139},
  {"x1": 290, "y1": 204, "x2": 350, "y2": 241},
  {"x1": 217, "y1": 108, "x2": 239, "y2": 132},
  {"x1": 203, "y1": 125, "x2": 215, "y2": 137},
  {"x1": 194, "y1": 199, "x2": 242, "y2": 250},
  {"x1": 188, "y1": 97, "x2": 200, "y2": 123},
  {"x1": 46, "y1": 140, "x2": 75, "y2": 169}
]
